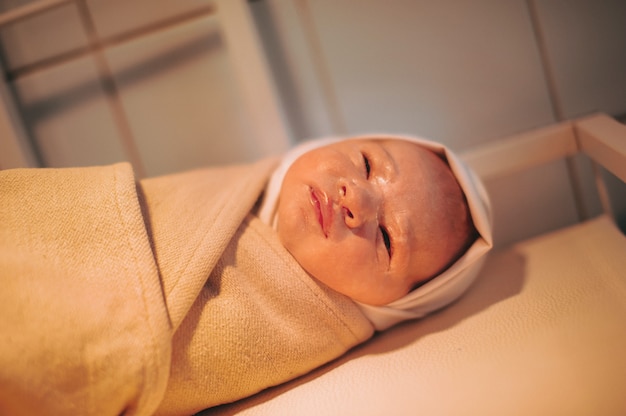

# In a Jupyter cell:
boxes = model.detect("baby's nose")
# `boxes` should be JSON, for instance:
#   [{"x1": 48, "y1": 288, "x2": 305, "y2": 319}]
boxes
[{"x1": 340, "y1": 179, "x2": 380, "y2": 229}]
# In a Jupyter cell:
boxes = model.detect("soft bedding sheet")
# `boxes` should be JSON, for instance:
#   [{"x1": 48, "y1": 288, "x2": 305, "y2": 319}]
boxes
[{"x1": 0, "y1": 160, "x2": 373, "y2": 416}]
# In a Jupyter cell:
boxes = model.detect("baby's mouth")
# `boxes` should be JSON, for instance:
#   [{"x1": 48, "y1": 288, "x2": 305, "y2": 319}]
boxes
[{"x1": 310, "y1": 187, "x2": 330, "y2": 237}]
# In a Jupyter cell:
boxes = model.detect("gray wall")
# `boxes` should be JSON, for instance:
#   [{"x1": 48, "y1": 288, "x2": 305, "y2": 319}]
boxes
[{"x1": 251, "y1": 0, "x2": 626, "y2": 245}]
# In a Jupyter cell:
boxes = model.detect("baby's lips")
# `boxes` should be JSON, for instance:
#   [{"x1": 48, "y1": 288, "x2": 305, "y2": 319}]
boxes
[
  {"x1": 309, "y1": 187, "x2": 325, "y2": 236},
  {"x1": 311, "y1": 187, "x2": 334, "y2": 237}
]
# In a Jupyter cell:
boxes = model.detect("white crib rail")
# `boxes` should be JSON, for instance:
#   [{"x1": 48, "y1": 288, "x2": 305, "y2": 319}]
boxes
[
  {"x1": 576, "y1": 113, "x2": 626, "y2": 184},
  {"x1": 460, "y1": 121, "x2": 578, "y2": 180},
  {"x1": 461, "y1": 112, "x2": 626, "y2": 222},
  {"x1": 0, "y1": 0, "x2": 73, "y2": 27}
]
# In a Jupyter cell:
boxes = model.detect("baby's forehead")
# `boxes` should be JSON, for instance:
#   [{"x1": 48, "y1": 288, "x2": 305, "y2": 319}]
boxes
[
  {"x1": 381, "y1": 139, "x2": 463, "y2": 221},
  {"x1": 381, "y1": 138, "x2": 449, "y2": 168}
]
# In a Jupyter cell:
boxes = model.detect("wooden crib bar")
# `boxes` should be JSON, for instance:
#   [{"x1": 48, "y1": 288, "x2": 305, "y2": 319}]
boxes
[
  {"x1": 576, "y1": 113, "x2": 626, "y2": 184},
  {"x1": 460, "y1": 121, "x2": 578, "y2": 180}
]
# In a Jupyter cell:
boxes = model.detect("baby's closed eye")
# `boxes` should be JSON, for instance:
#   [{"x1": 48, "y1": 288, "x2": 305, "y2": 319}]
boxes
[
  {"x1": 362, "y1": 153, "x2": 371, "y2": 178},
  {"x1": 380, "y1": 226, "x2": 392, "y2": 257}
]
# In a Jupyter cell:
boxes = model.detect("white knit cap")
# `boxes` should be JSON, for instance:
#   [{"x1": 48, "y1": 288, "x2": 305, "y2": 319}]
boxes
[{"x1": 259, "y1": 134, "x2": 493, "y2": 331}]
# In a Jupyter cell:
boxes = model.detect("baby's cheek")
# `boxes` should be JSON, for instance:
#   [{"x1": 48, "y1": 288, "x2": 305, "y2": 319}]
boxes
[{"x1": 327, "y1": 246, "x2": 371, "y2": 279}]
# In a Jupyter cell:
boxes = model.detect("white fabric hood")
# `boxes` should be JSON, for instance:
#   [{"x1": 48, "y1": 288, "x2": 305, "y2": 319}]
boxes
[{"x1": 260, "y1": 134, "x2": 493, "y2": 331}]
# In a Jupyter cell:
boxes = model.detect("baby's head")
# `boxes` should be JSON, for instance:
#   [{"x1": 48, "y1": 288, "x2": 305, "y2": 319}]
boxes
[{"x1": 277, "y1": 137, "x2": 477, "y2": 305}]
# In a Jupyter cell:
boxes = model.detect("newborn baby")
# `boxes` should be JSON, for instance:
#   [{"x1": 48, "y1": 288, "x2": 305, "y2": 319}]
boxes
[
  {"x1": 0, "y1": 133, "x2": 492, "y2": 415},
  {"x1": 260, "y1": 134, "x2": 493, "y2": 330}
]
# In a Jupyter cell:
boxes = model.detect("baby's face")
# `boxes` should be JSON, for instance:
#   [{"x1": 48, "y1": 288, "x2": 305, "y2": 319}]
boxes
[{"x1": 277, "y1": 138, "x2": 457, "y2": 305}]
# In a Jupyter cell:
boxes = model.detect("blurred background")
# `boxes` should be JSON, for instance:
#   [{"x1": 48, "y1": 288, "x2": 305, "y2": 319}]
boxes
[{"x1": 0, "y1": 0, "x2": 625, "y2": 246}]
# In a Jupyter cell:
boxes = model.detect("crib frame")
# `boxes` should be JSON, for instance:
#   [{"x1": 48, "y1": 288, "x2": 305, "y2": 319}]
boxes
[
  {"x1": 0, "y1": 0, "x2": 290, "y2": 172},
  {"x1": 462, "y1": 112, "x2": 626, "y2": 222}
]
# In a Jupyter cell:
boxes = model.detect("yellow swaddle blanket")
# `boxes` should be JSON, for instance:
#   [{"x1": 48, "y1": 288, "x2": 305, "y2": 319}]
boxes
[{"x1": 0, "y1": 159, "x2": 373, "y2": 416}]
